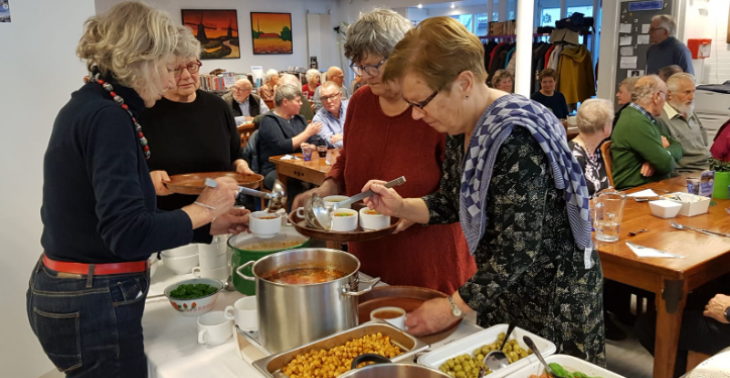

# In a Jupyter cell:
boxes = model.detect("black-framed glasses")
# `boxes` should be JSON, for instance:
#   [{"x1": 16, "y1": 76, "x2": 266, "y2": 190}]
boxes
[
  {"x1": 350, "y1": 59, "x2": 387, "y2": 77},
  {"x1": 404, "y1": 90, "x2": 439, "y2": 110},
  {"x1": 173, "y1": 59, "x2": 202, "y2": 78},
  {"x1": 321, "y1": 92, "x2": 342, "y2": 102}
]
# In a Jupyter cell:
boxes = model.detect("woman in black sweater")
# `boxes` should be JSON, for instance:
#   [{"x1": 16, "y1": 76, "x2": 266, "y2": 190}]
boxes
[{"x1": 27, "y1": 5, "x2": 248, "y2": 377}]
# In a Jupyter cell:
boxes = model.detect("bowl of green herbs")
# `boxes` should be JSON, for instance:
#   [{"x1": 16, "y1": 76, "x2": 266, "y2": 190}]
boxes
[{"x1": 164, "y1": 278, "x2": 223, "y2": 316}]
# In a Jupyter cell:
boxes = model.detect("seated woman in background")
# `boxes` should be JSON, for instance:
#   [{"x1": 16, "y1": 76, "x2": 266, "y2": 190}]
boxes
[
  {"x1": 142, "y1": 27, "x2": 253, "y2": 212},
  {"x1": 568, "y1": 99, "x2": 614, "y2": 196},
  {"x1": 302, "y1": 69, "x2": 321, "y2": 100},
  {"x1": 491, "y1": 69, "x2": 514, "y2": 93},
  {"x1": 531, "y1": 68, "x2": 569, "y2": 125},
  {"x1": 614, "y1": 76, "x2": 639, "y2": 130},
  {"x1": 258, "y1": 69, "x2": 279, "y2": 101}
]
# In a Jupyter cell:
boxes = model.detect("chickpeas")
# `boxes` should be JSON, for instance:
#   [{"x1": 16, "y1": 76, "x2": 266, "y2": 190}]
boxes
[
  {"x1": 438, "y1": 332, "x2": 533, "y2": 378},
  {"x1": 281, "y1": 333, "x2": 403, "y2": 378}
]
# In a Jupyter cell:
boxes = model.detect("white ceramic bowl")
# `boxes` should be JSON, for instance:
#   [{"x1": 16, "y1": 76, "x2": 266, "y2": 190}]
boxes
[
  {"x1": 324, "y1": 195, "x2": 351, "y2": 209},
  {"x1": 163, "y1": 253, "x2": 199, "y2": 275},
  {"x1": 164, "y1": 278, "x2": 223, "y2": 317},
  {"x1": 359, "y1": 208, "x2": 391, "y2": 231},
  {"x1": 331, "y1": 208, "x2": 359, "y2": 231},
  {"x1": 649, "y1": 199, "x2": 682, "y2": 219},
  {"x1": 149, "y1": 254, "x2": 159, "y2": 278},
  {"x1": 249, "y1": 211, "x2": 282, "y2": 239},
  {"x1": 161, "y1": 244, "x2": 199, "y2": 258}
]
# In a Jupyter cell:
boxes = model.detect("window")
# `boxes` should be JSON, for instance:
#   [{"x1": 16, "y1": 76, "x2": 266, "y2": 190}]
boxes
[
  {"x1": 492, "y1": 0, "x2": 499, "y2": 22},
  {"x1": 450, "y1": 14, "x2": 474, "y2": 33},
  {"x1": 567, "y1": 6, "x2": 593, "y2": 18},
  {"x1": 508, "y1": 0, "x2": 517, "y2": 20},
  {"x1": 540, "y1": 7, "x2": 560, "y2": 27},
  {"x1": 475, "y1": 13, "x2": 489, "y2": 36}
]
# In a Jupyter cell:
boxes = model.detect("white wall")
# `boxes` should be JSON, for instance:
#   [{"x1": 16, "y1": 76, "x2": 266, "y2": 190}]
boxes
[
  {"x1": 95, "y1": 0, "x2": 340, "y2": 74},
  {"x1": 425, "y1": 5, "x2": 488, "y2": 17},
  {"x1": 680, "y1": 0, "x2": 730, "y2": 84},
  {"x1": 0, "y1": 1, "x2": 96, "y2": 377}
]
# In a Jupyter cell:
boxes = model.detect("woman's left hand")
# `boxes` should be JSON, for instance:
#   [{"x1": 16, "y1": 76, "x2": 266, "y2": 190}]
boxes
[
  {"x1": 235, "y1": 160, "x2": 254, "y2": 175},
  {"x1": 210, "y1": 207, "x2": 251, "y2": 235},
  {"x1": 405, "y1": 297, "x2": 459, "y2": 336}
]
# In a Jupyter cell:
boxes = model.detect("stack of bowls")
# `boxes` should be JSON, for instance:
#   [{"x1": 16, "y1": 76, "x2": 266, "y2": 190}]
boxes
[{"x1": 161, "y1": 244, "x2": 199, "y2": 275}]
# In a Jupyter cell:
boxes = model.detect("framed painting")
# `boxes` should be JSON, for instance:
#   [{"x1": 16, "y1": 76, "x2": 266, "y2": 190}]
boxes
[
  {"x1": 250, "y1": 12, "x2": 293, "y2": 55},
  {"x1": 182, "y1": 9, "x2": 240, "y2": 60}
]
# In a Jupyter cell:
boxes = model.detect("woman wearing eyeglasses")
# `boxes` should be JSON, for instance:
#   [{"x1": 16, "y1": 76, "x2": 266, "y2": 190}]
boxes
[
  {"x1": 141, "y1": 27, "x2": 254, "y2": 212},
  {"x1": 292, "y1": 8, "x2": 476, "y2": 294}
]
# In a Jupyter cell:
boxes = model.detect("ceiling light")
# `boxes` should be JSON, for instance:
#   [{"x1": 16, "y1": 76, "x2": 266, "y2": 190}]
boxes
[
  {"x1": 417, "y1": 4, "x2": 422, "y2": 8},
  {"x1": 451, "y1": 3, "x2": 455, "y2": 8}
]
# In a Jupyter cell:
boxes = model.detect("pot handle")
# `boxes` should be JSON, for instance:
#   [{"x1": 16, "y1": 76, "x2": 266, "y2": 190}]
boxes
[
  {"x1": 342, "y1": 277, "x2": 380, "y2": 297},
  {"x1": 350, "y1": 353, "x2": 392, "y2": 370},
  {"x1": 236, "y1": 261, "x2": 256, "y2": 281}
]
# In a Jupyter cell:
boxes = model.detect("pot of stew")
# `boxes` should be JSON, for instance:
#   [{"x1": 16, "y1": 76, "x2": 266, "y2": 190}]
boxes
[{"x1": 237, "y1": 248, "x2": 380, "y2": 354}]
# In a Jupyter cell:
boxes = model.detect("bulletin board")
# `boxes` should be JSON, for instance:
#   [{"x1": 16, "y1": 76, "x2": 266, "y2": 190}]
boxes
[{"x1": 614, "y1": 1, "x2": 673, "y2": 86}]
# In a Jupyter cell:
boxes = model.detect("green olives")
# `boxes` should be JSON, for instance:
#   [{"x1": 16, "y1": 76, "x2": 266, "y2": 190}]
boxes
[{"x1": 437, "y1": 333, "x2": 530, "y2": 377}]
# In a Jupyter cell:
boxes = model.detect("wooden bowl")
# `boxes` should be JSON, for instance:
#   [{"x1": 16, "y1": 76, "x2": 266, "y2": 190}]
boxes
[
  {"x1": 358, "y1": 286, "x2": 462, "y2": 344},
  {"x1": 166, "y1": 172, "x2": 264, "y2": 195},
  {"x1": 288, "y1": 203, "x2": 399, "y2": 243}
]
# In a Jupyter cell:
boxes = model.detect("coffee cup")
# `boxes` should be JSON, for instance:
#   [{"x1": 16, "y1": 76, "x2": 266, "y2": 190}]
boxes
[
  {"x1": 249, "y1": 211, "x2": 282, "y2": 239},
  {"x1": 198, "y1": 243, "x2": 228, "y2": 270},
  {"x1": 370, "y1": 307, "x2": 406, "y2": 330},
  {"x1": 359, "y1": 208, "x2": 391, "y2": 231},
  {"x1": 330, "y1": 209, "x2": 358, "y2": 231},
  {"x1": 197, "y1": 311, "x2": 233, "y2": 347},
  {"x1": 192, "y1": 266, "x2": 229, "y2": 280},
  {"x1": 224, "y1": 296, "x2": 258, "y2": 332},
  {"x1": 324, "y1": 195, "x2": 351, "y2": 209}
]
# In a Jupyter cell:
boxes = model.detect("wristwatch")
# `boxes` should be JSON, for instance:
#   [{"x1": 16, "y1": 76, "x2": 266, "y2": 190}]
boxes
[
  {"x1": 448, "y1": 295, "x2": 464, "y2": 318},
  {"x1": 724, "y1": 306, "x2": 730, "y2": 322}
]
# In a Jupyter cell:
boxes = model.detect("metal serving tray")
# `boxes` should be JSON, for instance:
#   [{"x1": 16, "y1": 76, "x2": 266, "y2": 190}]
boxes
[{"x1": 252, "y1": 322, "x2": 429, "y2": 378}]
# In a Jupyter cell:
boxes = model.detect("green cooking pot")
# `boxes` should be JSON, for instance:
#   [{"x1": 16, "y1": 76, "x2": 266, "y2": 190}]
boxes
[{"x1": 227, "y1": 228, "x2": 311, "y2": 295}]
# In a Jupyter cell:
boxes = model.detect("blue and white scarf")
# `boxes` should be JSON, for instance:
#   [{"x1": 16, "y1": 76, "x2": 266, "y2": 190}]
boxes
[{"x1": 460, "y1": 94, "x2": 592, "y2": 254}]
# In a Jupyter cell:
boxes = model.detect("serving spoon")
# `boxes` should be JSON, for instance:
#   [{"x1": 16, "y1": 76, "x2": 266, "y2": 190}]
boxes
[
  {"x1": 205, "y1": 178, "x2": 287, "y2": 212},
  {"x1": 483, "y1": 323, "x2": 517, "y2": 371},
  {"x1": 523, "y1": 336, "x2": 557, "y2": 378}
]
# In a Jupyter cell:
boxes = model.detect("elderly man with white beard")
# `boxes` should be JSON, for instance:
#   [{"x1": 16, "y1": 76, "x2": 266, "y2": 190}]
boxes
[{"x1": 660, "y1": 73, "x2": 711, "y2": 172}]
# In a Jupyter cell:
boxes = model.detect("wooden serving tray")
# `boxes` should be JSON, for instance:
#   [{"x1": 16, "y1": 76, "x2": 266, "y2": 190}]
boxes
[
  {"x1": 287, "y1": 203, "x2": 399, "y2": 243},
  {"x1": 166, "y1": 172, "x2": 264, "y2": 195}
]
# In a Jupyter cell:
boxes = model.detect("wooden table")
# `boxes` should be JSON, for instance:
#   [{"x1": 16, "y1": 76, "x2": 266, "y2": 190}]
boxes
[
  {"x1": 596, "y1": 176, "x2": 730, "y2": 378},
  {"x1": 268, "y1": 151, "x2": 337, "y2": 188}
]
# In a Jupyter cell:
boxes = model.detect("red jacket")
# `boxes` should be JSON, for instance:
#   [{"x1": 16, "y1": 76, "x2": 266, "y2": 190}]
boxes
[{"x1": 711, "y1": 118, "x2": 730, "y2": 161}]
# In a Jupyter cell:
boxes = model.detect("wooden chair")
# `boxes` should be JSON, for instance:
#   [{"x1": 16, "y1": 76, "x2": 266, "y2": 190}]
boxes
[
  {"x1": 237, "y1": 123, "x2": 256, "y2": 148},
  {"x1": 264, "y1": 99, "x2": 275, "y2": 111},
  {"x1": 601, "y1": 141, "x2": 615, "y2": 188}
]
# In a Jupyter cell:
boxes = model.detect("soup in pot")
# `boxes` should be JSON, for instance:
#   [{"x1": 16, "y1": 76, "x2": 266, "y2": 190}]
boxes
[{"x1": 264, "y1": 268, "x2": 346, "y2": 284}]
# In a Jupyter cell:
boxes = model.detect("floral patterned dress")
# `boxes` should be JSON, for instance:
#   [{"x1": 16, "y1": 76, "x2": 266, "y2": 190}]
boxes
[
  {"x1": 423, "y1": 128, "x2": 606, "y2": 366},
  {"x1": 569, "y1": 140, "x2": 609, "y2": 197}
]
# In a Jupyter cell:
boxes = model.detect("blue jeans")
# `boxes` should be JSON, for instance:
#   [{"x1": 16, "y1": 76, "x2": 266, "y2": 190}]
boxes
[{"x1": 26, "y1": 256, "x2": 150, "y2": 378}]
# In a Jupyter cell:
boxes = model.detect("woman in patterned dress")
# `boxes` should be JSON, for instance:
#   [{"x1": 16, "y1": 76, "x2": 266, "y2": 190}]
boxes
[
  {"x1": 568, "y1": 98, "x2": 614, "y2": 197},
  {"x1": 363, "y1": 17, "x2": 606, "y2": 365}
]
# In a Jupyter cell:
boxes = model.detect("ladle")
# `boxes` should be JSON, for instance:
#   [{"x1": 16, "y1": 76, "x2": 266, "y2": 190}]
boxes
[{"x1": 205, "y1": 178, "x2": 287, "y2": 212}]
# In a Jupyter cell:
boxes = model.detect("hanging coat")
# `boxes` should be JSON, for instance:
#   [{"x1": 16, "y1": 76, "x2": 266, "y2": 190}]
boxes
[{"x1": 557, "y1": 44, "x2": 596, "y2": 105}]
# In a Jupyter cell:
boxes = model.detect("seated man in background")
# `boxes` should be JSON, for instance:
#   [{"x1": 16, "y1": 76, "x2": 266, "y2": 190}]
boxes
[
  {"x1": 611, "y1": 75, "x2": 683, "y2": 189},
  {"x1": 659, "y1": 64, "x2": 683, "y2": 82},
  {"x1": 660, "y1": 73, "x2": 711, "y2": 173},
  {"x1": 222, "y1": 78, "x2": 269, "y2": 125},
  {"x1": 312, "y1": 66, "x2": 350, "y2": 112},
  {"x1": 312, "y1": 81, "x2": 348, "y2": 148}
]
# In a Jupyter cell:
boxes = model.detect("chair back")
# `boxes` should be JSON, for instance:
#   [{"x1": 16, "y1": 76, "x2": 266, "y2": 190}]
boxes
[
  {"x1": 601, "y1": 140, "x2": 614, "y2": 188},
  {"x1": 237, "y1": 123, "x2": 256, "y2": 148},
  {"x1": 241, "y1": 130, "x2": 261, "y2": 174}
]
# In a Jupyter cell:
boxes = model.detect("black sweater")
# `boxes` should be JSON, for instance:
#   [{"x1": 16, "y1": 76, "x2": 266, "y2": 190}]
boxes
[
  {"x1": 257, "y1": 112, "x2": 314, "y2": 176},
  {"x1": 41, "y1": 81, "x2": 203, "y2": 264},
  {"x1": 142, "y1": 90, "x2": 240, "y2": 211}
]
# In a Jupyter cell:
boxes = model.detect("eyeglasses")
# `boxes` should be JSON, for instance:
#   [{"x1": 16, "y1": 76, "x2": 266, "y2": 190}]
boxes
[
  {"x1": 649, "y1": 27, "x2": 666, "y2": 33},
  {"x1": 173, "y1": 60, "x2": 202, "y2": 78},
  {"x1": 321, "y1": 92, "x2": 341, "y2": 102},
  {"x1": 350, "y1": 59, "x2": 387, "y2": 77},
  {"x1": 404, "y1": 90, "x2": 439, "y2": 110}
]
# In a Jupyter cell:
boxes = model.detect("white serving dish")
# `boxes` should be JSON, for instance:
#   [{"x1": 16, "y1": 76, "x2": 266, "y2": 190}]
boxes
[
  {"x1": 663, "y1": 192, "x2": 711, "y2": 217},
  {"x1": 508, "y1": 354, "x2": 625, "y2": 378},
  {"x1": 417, "y1": 323, "x2": 556, "y2": 378},
  {"x1": 649, "y1": 199, "x2": 682, "y2": 218},
  {"x1": 163, "y1": 278, "x2": 223, "y2": 317}
]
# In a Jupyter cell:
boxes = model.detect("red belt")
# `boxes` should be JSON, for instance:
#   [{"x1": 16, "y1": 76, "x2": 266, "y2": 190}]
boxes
[{"x1": 43, "y1": 254, "x2": 148, "y2": 276}]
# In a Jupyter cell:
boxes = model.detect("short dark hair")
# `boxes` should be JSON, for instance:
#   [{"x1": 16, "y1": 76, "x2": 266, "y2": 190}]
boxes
[{"x1": 539, "y1": 68, "x2": 557, "y2": 81}]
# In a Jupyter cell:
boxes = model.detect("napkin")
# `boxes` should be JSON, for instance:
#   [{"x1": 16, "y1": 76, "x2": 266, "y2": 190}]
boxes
[
  {"x1": 626, "y1": 242, "x2": 685, "y2": 259},
  {"x1": 626, "y1": 189, "x2": 659, "y2": 197},
  {"x1": 280, "y1": 155, "x2": 300, "y2": 161}
]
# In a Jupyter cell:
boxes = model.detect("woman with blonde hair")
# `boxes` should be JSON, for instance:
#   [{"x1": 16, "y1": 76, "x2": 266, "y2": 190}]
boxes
[
  {"x1": 569, "y1": 99, "x2": 614, "y2": 196},
  {"x1": 363, "y1": 16, "x2": 606, "y2": 364},
  {"x1": 491, "y1": 69, "x2": 514, "y2": 92},
  {"x1": 27, "y1": 2, "x2": 247, "y2": 376},
  {"x1": 293, "y1": 8, "x2": 475, "y2": 294}
]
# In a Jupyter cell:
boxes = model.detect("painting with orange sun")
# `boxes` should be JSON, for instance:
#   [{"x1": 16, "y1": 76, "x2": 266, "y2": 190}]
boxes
[
  {"x1": 250, "y1": 12, "x2": 293, "y2": 55},
  {"x1": 182, "y1": 9, "x2": 240, "y2": 60}
]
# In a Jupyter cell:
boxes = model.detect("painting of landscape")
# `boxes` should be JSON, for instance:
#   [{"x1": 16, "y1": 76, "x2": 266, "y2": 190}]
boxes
[
  {"x1": 250, "y1": 12, "x2": 293, "y2": 55},
  {"x1": 182, "y1": 9, "x2": 240, "y2": 60}
]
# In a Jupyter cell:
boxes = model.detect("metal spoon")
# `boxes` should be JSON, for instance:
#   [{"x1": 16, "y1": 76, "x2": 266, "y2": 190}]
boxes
[
  {"x1": 483, "y1": 323, "x2": 517, "y2": 371},
  {"x1": 670, "y1": 221, "x2": 730, "y2": 238},
  {"x1": 305, "y1": 176, "x2": 407, "y2": 230},
  {"x1": 205, "y1": 178, "x2": 287, "y2": 212},
  {"x1": 523, "y1": 336, "x2": 557, "y2": 378},
  {"x1": 629, "y1": 229, "x2": 648, "y2": 236}
]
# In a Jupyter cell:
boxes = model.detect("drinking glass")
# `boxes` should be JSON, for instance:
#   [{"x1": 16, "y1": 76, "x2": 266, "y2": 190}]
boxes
[
  {"x1": 593, "y1": 189, "x2": 626, "y2": 242},
  {"x1": 317, "y1": 145, "x2": 327, "y2": 158},
  {"x1": 301, "y1": 143, "x2": 313, "y2": 161}
]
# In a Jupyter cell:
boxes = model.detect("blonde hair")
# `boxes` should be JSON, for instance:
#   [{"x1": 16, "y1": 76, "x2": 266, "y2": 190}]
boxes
[
  {"x1": 491, "y1": 70, "x2": 514, "y2": 88},
  {"x1": 77, "y1": 1, "x2": 179, "y2": 100},
  {"x1": 576, "y1": 99, "x2": 614, "y2": 135},
  {"x1": 383, "y1": 17, "x2": 486, "y2": 91}
]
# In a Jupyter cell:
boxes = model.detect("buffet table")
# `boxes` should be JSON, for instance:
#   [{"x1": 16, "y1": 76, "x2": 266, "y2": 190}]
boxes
[{"x1": 142, "y1": 260, "x2": 483, "y2": 378}]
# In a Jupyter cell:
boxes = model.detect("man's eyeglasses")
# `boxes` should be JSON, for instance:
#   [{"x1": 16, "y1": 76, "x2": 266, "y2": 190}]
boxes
[
  {"x1": 173, "y1": 60, "x2": 202, "y2": 78},
  {"x1": 649, "y1": 27, "x2": 666, "y2": 33},
  {"x1": 404, "y1": 90, "x2": 439, "y2": 110},
  {"x1": 350, "y1": 59, "x2": 387, "y2": 77},
  {"x1": 321, "y1": 92, "x2": 342, "y2": 102}
]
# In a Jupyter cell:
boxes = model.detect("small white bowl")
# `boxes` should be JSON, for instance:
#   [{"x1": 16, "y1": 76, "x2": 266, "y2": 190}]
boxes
[
  {"x1": 324, "y1": 195, "x2": 351, "y2": 209},
  {"x1": 649, "y1": 200, "x2": 682, "y2": 219},
  {"x1": 161, "y1": 244, "x2": 199, "y2": 258},
  {"x1": 163, "y1": 254, "x2": 199, "y2": 275},
  {"x1": 359, "y1": 208, "x2": 391, "y2": 231},
  {"x1": 249, "y1": 211, "x2": 282, "y2": 239},
  {"x1": 164, "y1": 278, "x2": 222, "y2": 317},
  {"x1": 331, "y1": 208, "x2": 359, "y2": 231}
]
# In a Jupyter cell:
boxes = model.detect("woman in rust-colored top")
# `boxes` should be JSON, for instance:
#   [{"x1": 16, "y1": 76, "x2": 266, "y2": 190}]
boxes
[{"x1": 292, "y1": 8, "x2": 474, "y2": 293}]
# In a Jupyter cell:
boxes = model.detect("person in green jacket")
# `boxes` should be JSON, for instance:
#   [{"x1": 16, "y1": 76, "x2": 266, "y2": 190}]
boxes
[{"x1": 611, "y1": 75, "x2": 683, "y2": 190}]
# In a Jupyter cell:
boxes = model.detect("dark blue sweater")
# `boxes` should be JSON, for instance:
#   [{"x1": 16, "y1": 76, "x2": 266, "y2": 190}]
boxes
[
  {"x1": 41, "y1": 81, "x2": 204, "y2": 263},
  {"x1": 646, "y1": 37, "x2": 695, "y2": 75}
]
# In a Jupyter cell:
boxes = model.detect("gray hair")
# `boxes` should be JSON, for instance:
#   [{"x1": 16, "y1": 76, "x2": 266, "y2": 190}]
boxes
[
  {"x1": 320, "y1": 80, "x2": 340, "y2": 93},
  {"x1": 576, "y1": 99, "x2": 614, "y2": 135},
  {"x1": 264, "y1": 69, "x2": 279, "y2": 84},
  {"x1": 652, "y1": 14, "x2": 676, "y2": 36},
  {"x1": 632, "y1": 75, "x2": 664, "y2": 104},
  {"x1": 278, "y1": 73, "x2": 302, "y2": 90},
  {"x1": 305, "y1": 69, "x2": 321, "y2": 83},
  {"x1": 619, "y1": 76, "x2": 640, "y2": 93},
  {"x1": 345, "y1": 7, "x2": 413, "y2": 64},
  {"x1": 666, "y1": 72, "x2": 695, "y2": 92},
  {"x1": 174, "y1": 25, "x2": 201, "y2": 61},
  {"x1": 274, "y1": 84, "x2": 302, "y2": 107}
]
